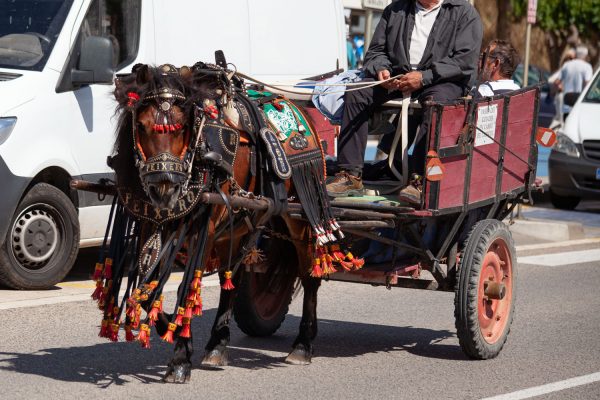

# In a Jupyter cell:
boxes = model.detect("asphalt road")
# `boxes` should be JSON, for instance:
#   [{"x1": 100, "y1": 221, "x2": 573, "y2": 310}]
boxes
[{"x1": 1, "y1": 235, "x2": 599, "y2": 399}]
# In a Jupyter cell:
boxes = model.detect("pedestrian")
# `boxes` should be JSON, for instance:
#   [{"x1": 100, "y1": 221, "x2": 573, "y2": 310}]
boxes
[
  {"x1": 555, "y1": 45, "x2": 593, "y2": 120},
  {"x1": 326, "y1": 0, "x2": 483, "y2": 206}
]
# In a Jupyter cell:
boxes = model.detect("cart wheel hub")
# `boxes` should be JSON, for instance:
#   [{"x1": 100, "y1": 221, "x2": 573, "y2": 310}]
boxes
[
  {"x1": 478, "y1": 239, "x2": 512, "y2": 344},
  {"x1": 11, "y1": 209, "x2": 59, "y2": 267}
]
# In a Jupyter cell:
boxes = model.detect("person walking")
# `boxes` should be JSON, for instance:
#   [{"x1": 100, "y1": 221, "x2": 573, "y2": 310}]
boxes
[{"x1": 555, "y1": 45, "x2": 593, "y2": 120}]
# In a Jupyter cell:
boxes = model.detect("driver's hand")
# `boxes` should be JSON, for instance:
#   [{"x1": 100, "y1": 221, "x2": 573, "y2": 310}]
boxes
[
  {"x1": 378, "y1": 69, "x2": 396, "y2": 90},
  {"x1": 396, "y1": 71, "x2": 424, "y2": 93}
]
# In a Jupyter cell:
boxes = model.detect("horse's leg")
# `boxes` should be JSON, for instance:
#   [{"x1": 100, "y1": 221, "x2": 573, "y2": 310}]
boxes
[
  {"x1": 286, "y1": 276, "x2": 321, "y2": 365},
  {"x1": 200, "y1": 270, "x2": 242, "y2": 368},
  {"x1": 154, "y1": 313, "x2": 193, "y2": 383}
]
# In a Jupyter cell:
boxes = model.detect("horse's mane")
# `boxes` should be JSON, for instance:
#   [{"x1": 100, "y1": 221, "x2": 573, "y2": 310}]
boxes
[{"x1": 111, "y1": 63, "x2": 223, "y2": 197}]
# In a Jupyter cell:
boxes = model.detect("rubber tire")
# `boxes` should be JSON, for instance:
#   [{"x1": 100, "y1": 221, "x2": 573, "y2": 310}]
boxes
[
  {"x1": 550, "y1": 189, "x2": 580, "y2": 210},
  {"x1": 0, "y1": 183, "x2": 79, "y2": 289},
  {"x1": 233, "y1": 233, "x2": 297, "y2": 337},
  {"x1": 233, "y1": 266, "x2": 296, "y2": 337},
  {"x1": 455, "y1": 219, "x2": 516, "y2": 359}
]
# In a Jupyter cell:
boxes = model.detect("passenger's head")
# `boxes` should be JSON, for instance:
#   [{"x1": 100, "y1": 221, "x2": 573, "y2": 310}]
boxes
[
  {"x1": 575, "y1": 46, "x2": 589, "y2": 60},
  {"x1": 480, "y1": 40, "x2": 521, "y2": 82}
]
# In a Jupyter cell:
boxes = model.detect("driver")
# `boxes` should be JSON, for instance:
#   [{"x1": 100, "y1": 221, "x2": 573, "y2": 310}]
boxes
[{"x1": 326, "y1": 0, "x2": 483, "y2": 203}]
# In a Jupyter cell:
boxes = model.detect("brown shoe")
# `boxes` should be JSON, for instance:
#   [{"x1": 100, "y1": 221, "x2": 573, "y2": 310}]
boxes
[
  {"x1": 326, "y1": 171, "x2": 364, "y2": 197},
  {"x1": 398, "y1": 174, "x2": 423, "y2": 207}
]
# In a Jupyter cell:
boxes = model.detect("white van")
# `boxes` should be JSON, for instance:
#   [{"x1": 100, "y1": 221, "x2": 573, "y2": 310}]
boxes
[
  {"x1": 548, "y1": 67, "x2": 600, "y2": 209},
  {"x1": 0, "y1": 0, "x2": 347, "y2": 289}
]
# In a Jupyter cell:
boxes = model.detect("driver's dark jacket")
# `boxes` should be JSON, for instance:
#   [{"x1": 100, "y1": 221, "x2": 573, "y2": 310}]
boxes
[{"x1": 363, "y1": 0, "x2": 483, "y2": 88}]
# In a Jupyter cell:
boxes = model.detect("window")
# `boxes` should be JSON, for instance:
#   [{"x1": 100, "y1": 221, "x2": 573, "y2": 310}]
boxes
[
  {"x1": 78, "y1": 0, "x2": 141, "y2": 69},
  {"x1": 0, "y1": 0, "x2": 73, "y2": 70}
]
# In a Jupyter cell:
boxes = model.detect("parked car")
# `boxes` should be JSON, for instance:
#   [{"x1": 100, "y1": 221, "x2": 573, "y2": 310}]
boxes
[
  {"x1": 548, "y1": 68, "x2": 600, "y2": 209},
  {"x1": 512, "y1": 64, "x2": 556, "y2": 128},
  {"x1": 0, "y1": 0, "x2": 347, "y2": 289}
]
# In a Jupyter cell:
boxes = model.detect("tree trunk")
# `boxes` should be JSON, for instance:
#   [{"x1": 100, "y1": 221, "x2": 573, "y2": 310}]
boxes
[{"x1": 497, "y1": 0, "x2": 513, "y2": 41}]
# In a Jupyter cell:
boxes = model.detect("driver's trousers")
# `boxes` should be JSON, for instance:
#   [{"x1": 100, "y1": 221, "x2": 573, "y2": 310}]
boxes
[{"x1": 337, "y1": 79, "x2": 465, "y2": 176}]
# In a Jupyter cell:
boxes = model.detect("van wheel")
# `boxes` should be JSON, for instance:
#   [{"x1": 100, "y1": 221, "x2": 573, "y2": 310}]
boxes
[
  {"x1": 550, "y1": 190, "x2": 580, "y2": 210},
  {"x1": 0, "y1": 183, "x2": 79, "y2": 289}
]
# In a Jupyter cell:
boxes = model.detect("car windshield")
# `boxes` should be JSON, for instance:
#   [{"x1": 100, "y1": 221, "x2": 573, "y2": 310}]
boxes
[
  {"x1": 0, "y1": 0, "x2": 73, "y2": 71},
  {"x1": 583, "y1": 72, "x2": 600, "y2": 103}
]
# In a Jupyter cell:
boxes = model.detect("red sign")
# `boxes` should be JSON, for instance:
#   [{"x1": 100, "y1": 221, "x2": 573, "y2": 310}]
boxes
[{"x1": 527, "y1": 0, "x2": 538, "y2": 24}]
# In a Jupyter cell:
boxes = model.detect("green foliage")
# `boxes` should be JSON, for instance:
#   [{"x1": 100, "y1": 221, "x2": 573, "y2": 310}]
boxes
[{"x1": 510, "y1": 0, "x2": 600, "y2": 36}]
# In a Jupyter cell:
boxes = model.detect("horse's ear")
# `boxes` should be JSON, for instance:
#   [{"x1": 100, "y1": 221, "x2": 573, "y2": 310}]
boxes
[{"x1": 135, "y1": 64, "x2": 152, "y2": 85}]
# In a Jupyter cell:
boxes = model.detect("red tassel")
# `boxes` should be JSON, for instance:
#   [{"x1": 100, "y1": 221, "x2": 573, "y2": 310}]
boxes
[
  {"x1": 137, "y1": 324, "x2": 151, "y2": 349},
  {"x1": 127, "y1": 92, "x2": 140, "y2": 108},
  {"x1": 99, "y1": 319, "x2": 109, "y2": 338},
  {"x1": 161, "y1": 323, "x2": 177, "y2": 343},
  {"x1": 221, "y1": 271, "x2": 235, "y2": 290},
  {"x1": 192, "y1": 297, "x2": 203, "y2": 316},
  {"x1": 180, "y1": 318, "x2": 191, "y2": 338},
  {"x1": 174, "y1": 307, "x2": 185, "y2": 326},
  {"x1": 203, "y1": 105, "x2": 219, "y2": 119},
  {"x1": 310, "y1": 257, "x2": 323, "y2": 278},
  {"x1": 190, "y1": 270, "x2": 203, "y2": 291},
  {"x1": 339, "y1": 260, "x2": 353, "y2": 272},
  {"x1": 148, "y1": 299, "x2": 161, "y2": 326},
  {"x1": 345, "y1": 252, "x2": 364, "y2": 270},
  {"x1": 110, "y1": 322, "x2": 120, "y2": 342},
  {"x1": 184, "y1": 300, "x2": 194, "y2": 319},
  {"x1": 91, "y1": 280, "x2": 103, "y2": 301},
  {"x1": 92, "y1": 262, "x2": 103, "y2": 281},
  {"x1": 103, "y1": 258, "x2": 113, "y2": 279},
  {"x1": 125, "y1": 324, "x2": 135, "y2": 342}
]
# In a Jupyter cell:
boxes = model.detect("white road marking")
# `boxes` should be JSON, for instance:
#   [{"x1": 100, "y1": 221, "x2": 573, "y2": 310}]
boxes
[
  {"x1": 518, "y1": 248, "x2": 600, "y2": 267},
  {"x1": 480, "y1": 372, "x2": 600, "y2": 400},
  {"x1": 515, "y1": 238, "x2": 600, "y2": 252}
]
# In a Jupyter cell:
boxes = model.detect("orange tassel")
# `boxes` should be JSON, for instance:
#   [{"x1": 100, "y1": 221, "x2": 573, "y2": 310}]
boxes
[
  {"x1": 103, "y1": 258, "x2": 113, "y2": 279},
  {"x1": 190, "y1": 270, "x2": 203, "y2": 291},
  {"x1": 110, "y1": 322, "x2": 120, "y2": 342},
  {"x1": 148, "y1": 299, "x2": 161, "y2": 326},
  {"x1": 352, "y1": 257, "x2": 365, "y2": 270},
  {"x1": 92, "y1": 262, "x2": 104, "y2": 281},
  {"x1": 125, "y1": 324, "x2": 135, "y2": 342},
  {"x1": 174, "y1": 307, "x2": 185, "y2": 326},
  {"x1": 161, "y1": 323, "x2": 177, "y2": 343},
  {"x1": 221, "y1": 271, "x2": 235, "y2": 290},
  {"x1": 310, "y1": 257, "x2": 323, "y2": 278},
  {"x1": 91, "y1": 280, "x2": 103, "y2": 301},
  {"x1": 339, "y1": 260, "x2": 353, "y2": 272},
  {"x1": 325, "y1": 253, "x2": 337, "y2": 274},
  {"x1": 184, "y1": 300, "x2": 194, "y2": 319},
  {"x1": 180, "y1": 317, "x2": 191, "y2": 338},
  {"x1": 137, "y1": 324, "x2": 151, "y2": 349},
  {"x1": 331, "y1": 244, "x2": 345, "y2": 262}
]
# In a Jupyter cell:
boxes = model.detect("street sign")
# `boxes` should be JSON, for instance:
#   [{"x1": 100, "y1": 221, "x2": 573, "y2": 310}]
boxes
[
  {"x1": 362, "y1": 0, "x2": 390, "y2": 11},
  {"x1": 527, "y1": 0, "x2": 538, "y2": 24}
]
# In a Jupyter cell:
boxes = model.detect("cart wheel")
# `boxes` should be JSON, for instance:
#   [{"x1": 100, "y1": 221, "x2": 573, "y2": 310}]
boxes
[
  {"x1": 455, "y1": 219, "x2": 516, "y2": 359},
  {"x1": 234, "y1": 231, "x2": 297, "y2": 337}
]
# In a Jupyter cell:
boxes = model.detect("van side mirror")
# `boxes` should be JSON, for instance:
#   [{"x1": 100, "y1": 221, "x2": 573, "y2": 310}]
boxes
[
  {"x1": 563, "y1": 92, "x2": 581, "y2": 108},
  {"x1": 71, "y1": 36, "x2": 115, "y2": 85}
]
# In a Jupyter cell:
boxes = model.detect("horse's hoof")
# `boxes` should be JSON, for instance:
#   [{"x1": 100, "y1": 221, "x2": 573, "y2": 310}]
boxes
[
  {"x1": 201, "y1": 346, "x2": 229, "y2": 369},
  {"x1": 162, "y1": 363, "x2": 191, "y2": 384},
  {"x1": 285, "y1": 344, "x2": 312, "y2": 365}
]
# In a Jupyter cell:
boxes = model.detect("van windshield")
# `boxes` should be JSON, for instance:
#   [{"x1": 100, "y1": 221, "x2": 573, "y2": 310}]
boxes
[
  {"x1": 583, "y1": 72, "x2": 600, "y2": 104},
  {"x1": 0, "y1": 0, "x2": 73, "y2": 71}
]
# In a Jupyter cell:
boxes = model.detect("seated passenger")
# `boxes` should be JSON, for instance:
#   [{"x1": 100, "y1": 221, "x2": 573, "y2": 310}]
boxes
[
  {"x1": 326, "y1": 0, "x2": 483, "y2": 202},
  {"x1": 474, "y1": 40, "x2": 520, "y2": 98}
]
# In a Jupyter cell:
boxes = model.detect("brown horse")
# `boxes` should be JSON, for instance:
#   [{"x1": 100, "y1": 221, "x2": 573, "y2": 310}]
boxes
[{"x1": 95, "y1": 62, "x2": 350, "y2": 383}]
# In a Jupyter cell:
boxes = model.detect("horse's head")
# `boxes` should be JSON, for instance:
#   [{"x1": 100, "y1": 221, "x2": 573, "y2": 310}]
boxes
[{"x1": 113, "y1": 64, "x2": 221, "y2": 209}]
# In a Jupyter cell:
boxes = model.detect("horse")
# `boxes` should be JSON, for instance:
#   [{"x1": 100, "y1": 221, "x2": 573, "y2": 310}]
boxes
[{"x1": 90, "y1": 62, "x2": 358, "y2": 383}]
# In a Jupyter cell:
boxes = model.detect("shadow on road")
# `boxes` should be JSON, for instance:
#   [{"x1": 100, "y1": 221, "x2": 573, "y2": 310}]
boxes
[{"x1": 0, "y1": 309, "x2": 462, "y2": 385}]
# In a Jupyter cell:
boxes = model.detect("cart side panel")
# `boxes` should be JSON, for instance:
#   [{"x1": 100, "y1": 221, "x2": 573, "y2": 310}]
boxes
[
  {"x1": 426, "y1": 105, "x2": 468, "y2": 210},
  {"x1": 501, "y1": 90, "x2": 537, "y2": 193},
  {"x1": 468, "y1": 100, "x2": 505, "y2": 203}
]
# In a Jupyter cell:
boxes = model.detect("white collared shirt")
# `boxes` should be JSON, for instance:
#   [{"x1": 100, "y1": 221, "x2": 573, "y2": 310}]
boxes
[
  {"x1": 477, "y1": 79, "x2": 521, "y2": 97},
  {"x1": 409, "y1": 0, "x2": 443, "y2": 68}
]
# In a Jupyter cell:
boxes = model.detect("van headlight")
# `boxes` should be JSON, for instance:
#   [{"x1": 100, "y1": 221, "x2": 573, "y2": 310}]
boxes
[
  {"x1": 0, "y1": 117, "x2": 17, "y2": 146},
  {"x1": 553, "y1": 132, "x2": 580, "y2": 158}
]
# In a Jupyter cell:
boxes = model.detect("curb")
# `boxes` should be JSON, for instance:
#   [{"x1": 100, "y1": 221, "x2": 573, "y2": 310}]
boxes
[{"x1": 508, "y1": 217, "x2": 585, "y2": 242}]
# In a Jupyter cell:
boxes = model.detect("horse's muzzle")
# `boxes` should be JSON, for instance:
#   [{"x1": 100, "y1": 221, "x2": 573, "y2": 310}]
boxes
[{"x1": 140, "y1": 153, "x2": 188, "y2": 209}]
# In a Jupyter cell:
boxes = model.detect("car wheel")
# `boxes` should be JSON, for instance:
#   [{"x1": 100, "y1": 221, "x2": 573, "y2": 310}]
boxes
[
  {"x1": 0, "y1": 183, "x2": 79, "y2": 289},
  {"x1": 550, "y1": 189, "x2": 580, "y2": 210}
]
